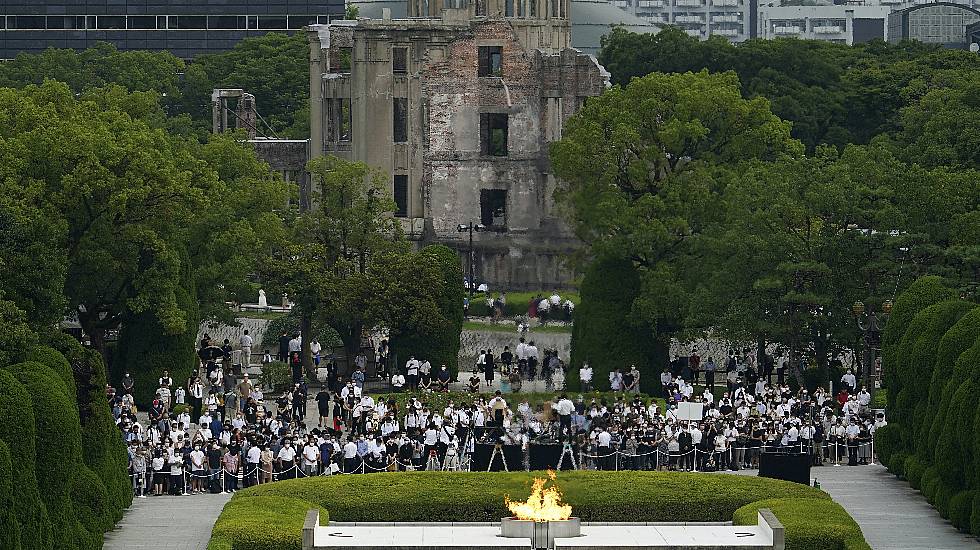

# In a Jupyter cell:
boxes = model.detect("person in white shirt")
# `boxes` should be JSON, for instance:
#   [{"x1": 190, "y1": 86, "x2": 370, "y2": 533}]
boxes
[
  {"x1": 189, "y1": 445, "x2": 206, "y2": 493},
  {"x1": 405, "y1": 356, "x2": 420, "y2": 389},
  {"x1": 391, "y1": 372, "x2": 405, "y2": 391},
  {"x1": 302, "y1": 439, "x2": 320, "y2": 476},
  {"x1": 841, "y1": 369, "x2": 857, "y2": 393},
  {"x1": 609, "y1": 369, "x2": 623, "y2": 391},
  {"x1": 579, "y1": 363, "x2": 593, "y2": 392},
  {"x1": 240, "y1": 330, "x2": 253, "y2": 368},
  {"x1": 277, "y1": 441, "x2": 298, "y2": 479},
  {"x1": 555, "y1": 394, "x2": 574, "y2": 437},
  {"x1": 856, "y1": 387, "x2": 871, "y2": 414}
]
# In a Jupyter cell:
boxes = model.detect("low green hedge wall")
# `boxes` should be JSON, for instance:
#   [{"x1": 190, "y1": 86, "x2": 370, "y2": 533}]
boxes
[
  {"x1": 0, "y1": 439, "x2": 22, "y2": 550},
  {"x1": 240, "y1": 471, "x2": 828, "y2": 523},
  {"x1": 734, "y1": 498, "x2": 871, "y2": 550},
  {"x1": 209, "y1": 472, "x2": 863, "y2": 550},
  {"x1": 208, "y1": 496, "x2": 328, "y2": 550}
]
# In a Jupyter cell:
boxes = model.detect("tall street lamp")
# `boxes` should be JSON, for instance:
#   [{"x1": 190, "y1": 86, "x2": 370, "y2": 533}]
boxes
[
  {"x1": 852, "y1": 299, "x2": 892, "y2": 397},
  {"x1": 457, "y1": 222, "x2": 484, "y2": 297}
]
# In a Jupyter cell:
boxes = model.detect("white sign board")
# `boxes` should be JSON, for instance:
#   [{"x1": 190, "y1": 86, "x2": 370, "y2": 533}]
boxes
[{"x1": 675, "y1": 402, "x2": 704, "y2": 422}]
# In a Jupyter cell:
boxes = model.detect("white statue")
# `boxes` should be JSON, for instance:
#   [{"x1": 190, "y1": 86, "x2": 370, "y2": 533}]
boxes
[{"x1": 258, "y1": 289, "x2": 268, "y2": 308}]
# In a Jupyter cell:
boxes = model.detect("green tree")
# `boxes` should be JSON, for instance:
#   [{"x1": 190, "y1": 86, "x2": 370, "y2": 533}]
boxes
[
  {"x1": 388, "y1": 245, "x2": 465, "y2": 377},
  {"x1": 188, "y1": 33, "x2": 310, "y2": 138},
  {"x1": 264, "y1": 156, "x2": 448, "y2": 372},
  {"x1": 551, "y1": 70, "x2": 800, "y2": 356},
  {"x1": 569, "y1": 256, "x2": 666, "y2": 393}
]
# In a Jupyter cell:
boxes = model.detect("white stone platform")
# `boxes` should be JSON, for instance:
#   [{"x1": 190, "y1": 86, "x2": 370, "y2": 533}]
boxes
[{"x1": 302, "y1": 512, "x2": 784, "y2": 550}]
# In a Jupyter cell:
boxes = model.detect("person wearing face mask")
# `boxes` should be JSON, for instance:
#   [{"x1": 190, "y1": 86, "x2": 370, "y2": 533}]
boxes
[
  {"x1": 437, "y1": 365, "x2": 451, "y2": 392},
  {"x1": 189, "y1": 443, "x2": 206, "y2": 493},
  {"x1": 277, "y1": 438, "x2": 298, "y2": 479}
]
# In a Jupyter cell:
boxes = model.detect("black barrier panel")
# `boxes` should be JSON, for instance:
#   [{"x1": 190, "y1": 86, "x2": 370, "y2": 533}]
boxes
[
  {"x1": 471, "y1": 444, "x2": 525, "y2": 471},
  {"x1": 758, "y1": 452, "x2": 811, "y2": 485},
  {"x1": 528, "y1": 444, "x2": 576, "y2": 471}
]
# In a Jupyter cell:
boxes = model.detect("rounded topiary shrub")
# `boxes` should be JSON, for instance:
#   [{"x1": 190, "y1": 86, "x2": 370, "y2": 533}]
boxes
[
  {"x1": 7, "y1": 361, "x2": 85, "y2": 550},
  {"x1": 76, "y1": 348, "x2": 132, "y2": 520},
  {"x1": 888, "y1": 451, "x2": 908, "y2": 477},
  {"x1": 71, "y1": 466, "x2": 112, "y2": 547},
  {"x1": 921, "y1": 466, "x2": 940, "y2": 503},
  {"x1": 0, "y1": 439, "x2": 22, "y2": 550},
  {"x1": 0, "y1": 369, "x2": 52, "y2": 550},
  {"x1": 882, "y1": 276, "x2": 956, "y2": 391},
  {"x1": 924, "y1": 308, "x2": 980, "y2": 450},
  {"x1": 873, "y1": 424, "x2": 900, "y2": 468},
  {"x1": 25, "y1": 345, "x2": 77, "y2": 396},
  {"x1": 934, "y1": 482, "x2": 956, "y2": 519},
  {"x1": 904, "y1": 455, "x2": 926, "y2": 488},
  {"x1": 950, "y1": 491, "x2": 975, "y2": 531}
]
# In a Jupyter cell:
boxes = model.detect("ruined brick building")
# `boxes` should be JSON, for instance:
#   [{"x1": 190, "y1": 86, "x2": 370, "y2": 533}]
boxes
[{"x1": 307, "y1": 0, "x2": 609, "y2": 289}]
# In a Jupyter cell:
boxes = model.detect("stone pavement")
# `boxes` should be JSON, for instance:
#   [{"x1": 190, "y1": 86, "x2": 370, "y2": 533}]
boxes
[
  {"x1": 102, "y1": 493, "x2": 231, "y2": 550},
  {"x1": 731, "y1": 463, "x2": 979, "y2": 550}
]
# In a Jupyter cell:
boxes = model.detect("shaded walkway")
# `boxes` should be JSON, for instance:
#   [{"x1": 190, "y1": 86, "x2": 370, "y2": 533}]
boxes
[{"x1": 102, "y1": 492, "x2": 230, "y2": 550}]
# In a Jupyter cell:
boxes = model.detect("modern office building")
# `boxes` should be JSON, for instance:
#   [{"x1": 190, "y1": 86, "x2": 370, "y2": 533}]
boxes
[
  {"x1": 0, "y1": 0, "x2": 345, "y2": 59},
  {"x1": 308, "y1": 0, "x2": 609, "y2": 288},
  {"x1": 756, "y1": 3, "x2": 893, "y2": 44},
  {"x1": 604, "y1": 0, "x2": 753, "y2": 42},
  {"x1": 888, "y1": 2, "x2": 980, "y2": 47}
]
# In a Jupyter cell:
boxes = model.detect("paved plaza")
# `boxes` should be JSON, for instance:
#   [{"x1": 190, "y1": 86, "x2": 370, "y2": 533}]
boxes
[{"x1": 102, "y1": 492, "x2": 231, "y2": 550}]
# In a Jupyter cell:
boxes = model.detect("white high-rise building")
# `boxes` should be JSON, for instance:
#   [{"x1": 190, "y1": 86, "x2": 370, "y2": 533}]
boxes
[{"x1": 610, "y1": 0, "x2": 752, "y2": 42}]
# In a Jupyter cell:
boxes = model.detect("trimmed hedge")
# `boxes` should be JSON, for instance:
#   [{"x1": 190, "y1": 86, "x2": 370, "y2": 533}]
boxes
[
  {"x1": 920, "y1": 466, "x2": 940, "y2": 504},
  {"x1": 873, "y1": 423, "x2": 900, "y2": 468},
  {"x1": 238, "y1": 471, "x2": 828, "y2": 522},
  {"x1": 0, "y1": 439, "x2": 22, "y2": 550},
  {"x1": 881, "y1": 275, "x2": 955, "y2": 394},
  {"x1": 904, "y1": 454, "x2": 926, "y2": 489},
  {"x1": 390, "y1": 244, "x2": 465, "y2": 378},
  {"x1": 77, "y1": 347, "x2": 132, "y2": 520},
  {"x1": 211, "y1": 472, "x2": 864, "y2": 550},
  {"x1": 950, "y1": 491, "x2": 975, "y2": 531},
  {"x1": 569, "y1": 257, "x2": 667, "y2": 394},
  {"x1": 892, "y1": 300, "x2": 973, "y2": 442},
  {"x1": 923, "y1": 308, "x2": 980, "y2": 452},
  {"x1": 0, "y1": 368, "x2": 52, "y2": 550},
  {"x1": 888, "y1": 450, "x2": 908, "y2": 477},
  {"x1": 733, "y1": 498, "x2": 870, "y2": 550},
  {"x1": 208, "y1": 496, "x2": 328, "y2": 550},
  {"x1": 71, "y1": 466, "x2": 112, "y2": 549},
  {"x1": 25, "y1": 345, "x2": 78, "y2": 396},
  {"x1": 7, "y1": 361, "x2": 85, "y2": 550}
]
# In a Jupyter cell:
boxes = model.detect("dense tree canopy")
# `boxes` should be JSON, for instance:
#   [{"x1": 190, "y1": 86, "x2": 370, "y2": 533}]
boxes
[{"x1": 598, "y1": 28, "x2": 980, "y2": 156}]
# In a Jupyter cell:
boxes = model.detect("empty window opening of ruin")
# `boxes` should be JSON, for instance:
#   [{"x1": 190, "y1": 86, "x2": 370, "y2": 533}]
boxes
[
  {"x1": 478, "y1": 46, "x2": 502, "y2": 77},
  {"x1": 394, "y1": 175, "x2": 409, "y2": 218},
  {"x1": 480, "y1": 189, "x2": 507, "y2": 229},
  {"x1": 392, "y1": 47, "x2": 408, "y2": 74},
  {"x1": 480, "y1": 113, "x2": 508, "y2": 156},
  {"x1": 393, "y1": 98, "x2": 408, "y2": 143}
]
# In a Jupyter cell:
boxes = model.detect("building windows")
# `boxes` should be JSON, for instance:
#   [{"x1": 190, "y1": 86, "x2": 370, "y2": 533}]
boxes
[
  {"x1": 505, "y1": 0, "x2": 515, "y2": 17},
  {"x1": 258, "y1": 15, "x2": 288, "y2": 29},
  {"x1": 208, "y1": 15, "x2": 247, "y2": 29},
  {"x1": 394, "y1": 175, "x2": 409, "y2": 218},
  {"x1": 128, "y1": 16, "x2": 156, "y2": 29},
  {"x1": 480, "y1": 113, "x2": 508, "y2": 156},
  {"x1": 8, "y1": 16, "x2": 46, "y2": 29},
  {"x1": 393, "y1": 98, "x2": 408, "y2": 143},
  {"x1": 392, "y1": 47, "x2": 408, "y2": 74},
  {"x1": 326, "y1": 98, "x2": 353, "y2": 143},
  {"x1": 330, "y1": 47, "x2": 353, "y2": 73},
  {"x1": 478, "y1": 46, "x2": 502, "y2": 77},
  {"x1": 97, "y1": 16, "x2": 127, "y2": 29},
  {"x1": 480, "y1": 189, "x2": 507, "y2": 229},
  {"x1": 476, "y1": 0, "x2": 488, "y2": 16}
]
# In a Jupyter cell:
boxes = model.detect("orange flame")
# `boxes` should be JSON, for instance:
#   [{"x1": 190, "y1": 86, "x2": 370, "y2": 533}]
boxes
[{"x1": 505, "y1": 471, "x2": 572, "y2": 522}]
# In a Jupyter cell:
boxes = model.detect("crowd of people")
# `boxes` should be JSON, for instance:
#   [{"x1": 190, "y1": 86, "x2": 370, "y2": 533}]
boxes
[{"x1": 109, "y1": 333, "x2": 884, "y2": 498}]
